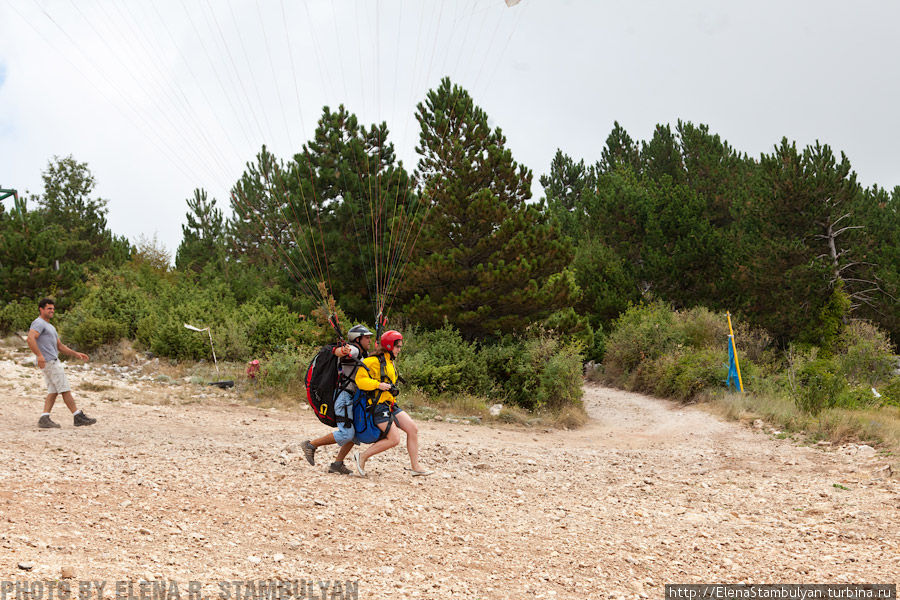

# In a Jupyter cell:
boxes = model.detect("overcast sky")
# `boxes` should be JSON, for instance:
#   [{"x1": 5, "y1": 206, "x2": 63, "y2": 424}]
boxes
[{"x1": 2, "y1": 0, "x2": 899, "y2": 256}]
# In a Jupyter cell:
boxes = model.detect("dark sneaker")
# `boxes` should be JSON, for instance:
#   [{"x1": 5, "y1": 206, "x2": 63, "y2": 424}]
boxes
[
  {"x1": 38, "y1": 415, "x2": 61, "y2": 429},
  {"x1": 328, "y1": 461, "x2": 352, "y2": 475},
  {"x1": 73, "y1": 412, "x2": 97, "y2": 427},
  {"x1": 302, "y1": 440, "x2": 316, "y2": 466}
]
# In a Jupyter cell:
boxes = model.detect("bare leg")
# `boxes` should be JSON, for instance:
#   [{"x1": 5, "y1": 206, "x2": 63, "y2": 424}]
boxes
[
  {"x1": 61, "y1": 391, "x2": 78, "y2": 413},
  {"x1": 358, "y1": 422, "x2": 400, "y2": 471},
  {"x1": 43, "y1": 393, "x2": 58, "y2": 413},
  {"x1": 393, "y1": 411, "x2": 423, "y2": 471},
  {"x1": 310, "y1": 432, "x2": 336, "y2": 448},
  {"x1": 335, "y1": 441, "x2": 355, "y2": 462}
]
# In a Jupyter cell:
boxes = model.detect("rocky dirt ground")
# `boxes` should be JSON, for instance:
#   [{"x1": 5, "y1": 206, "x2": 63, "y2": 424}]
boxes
[{"x1": 1, "y1": 349, "x2": 898, "y2": 599}]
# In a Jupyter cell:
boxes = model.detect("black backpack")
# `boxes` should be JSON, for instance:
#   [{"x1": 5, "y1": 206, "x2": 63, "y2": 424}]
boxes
[
  {"x1": 304, "y1": 342, "x2": 370, "y2": 427},
  {"x1": 304, "y1": 343, "x2": 346, "y2": 427}
]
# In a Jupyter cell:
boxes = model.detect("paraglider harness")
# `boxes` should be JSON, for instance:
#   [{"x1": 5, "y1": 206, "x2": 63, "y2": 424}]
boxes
[
  {"x1": 352, "y1": 353, "x2": 400, "y2": 443},
  {"x1": 305, "y1": 316, "x2": 371, "y2": 428},
  {"x1": 304, "y1": 315, "x2": 402, "y2": 443}
]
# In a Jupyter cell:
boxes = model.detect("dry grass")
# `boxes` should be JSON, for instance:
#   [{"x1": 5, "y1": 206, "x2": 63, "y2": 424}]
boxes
[
  {"x1": 494, "y1": 405, "x2": 532, "y2": 425},
  {"x1": 703, "y1": 388, "x2": 900, "y2": 457},
  {"x1": 549, "y1": 403, "x2": 589, "y2": 429}
]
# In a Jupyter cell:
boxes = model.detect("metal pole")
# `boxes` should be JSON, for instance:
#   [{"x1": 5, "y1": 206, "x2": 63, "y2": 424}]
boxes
[{"x1": 207, "y1": 329, "x2": 220, "y2": 378}]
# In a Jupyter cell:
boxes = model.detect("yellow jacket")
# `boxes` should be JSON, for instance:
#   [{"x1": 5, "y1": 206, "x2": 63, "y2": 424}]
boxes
[{"x1": 355, "y1": 353, "x2": 398, "y2": 405}]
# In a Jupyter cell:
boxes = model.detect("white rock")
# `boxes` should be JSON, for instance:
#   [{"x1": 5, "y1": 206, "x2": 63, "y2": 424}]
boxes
[{"x1": 857, "y1": 445, "x2": 876, "y2": 456}]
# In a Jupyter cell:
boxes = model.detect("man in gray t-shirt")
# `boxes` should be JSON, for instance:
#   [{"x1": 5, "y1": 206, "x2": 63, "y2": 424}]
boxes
[
  {"x1": 302, "y1": 324, "x2": 374, "y2": 474},
  {"x1": 27, "y1": 298, "x2": 97, "y2": 429}
]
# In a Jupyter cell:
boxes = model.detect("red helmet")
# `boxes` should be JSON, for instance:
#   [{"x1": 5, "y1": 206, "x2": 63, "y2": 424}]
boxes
[{"x1": 380, "y1": 330, "x2": 403, "y2": 352}]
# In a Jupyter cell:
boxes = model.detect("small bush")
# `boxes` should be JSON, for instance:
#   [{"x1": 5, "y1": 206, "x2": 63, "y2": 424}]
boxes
[
  {"x1": 732, "y1": 320, "x2": 776, "y2": 372},
  {"x1": 63, "y1": 272, "x2": 152, "y2": 338},
  {"x1": 67, "y1": 316, "x2": 127, "y2": 351},
  {"x1": 835, "y1": 320, "x2": 896, "y2": 386},
  {"x1": 537, "y1": 341, "x2": 585, "y2": 409},
  {"x1": 653, "y1": 348, "x2": 726, "y2": 402},
  {"x1": 258, "y1": 344, "x2": 311, "y2": 390},
  {"x1": 402, "y1": 324, "x2": 492, "y2": 396},
  {"x1": 678, "y1": 306, "x2": 727, "y2": 349},
  {"x1": 494, "y1": 334, "x2": 584, "y2": 410},
  {"x1": 603, "y1": 302, "x2": 683, "y2": 380},
  {"x1": 0, "y1": 299, "x2": 36, "y2": 334},
  {"x1": 793, "y1": 358, "x2": 847, "y2": 416},
  {"x1": 835, "y1": 385, "x2": 882, "y2": 410},
  {"x1": 880, "y1": 377, "x2": 900, "y2": 407},
  {"x1": 808, "y1": 282, "x2": 852, "y2": 352}
]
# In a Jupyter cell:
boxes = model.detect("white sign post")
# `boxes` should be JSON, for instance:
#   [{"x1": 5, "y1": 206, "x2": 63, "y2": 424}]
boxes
[{"x1": 183, "y1": 323, "x2": 220, "y2": 378}]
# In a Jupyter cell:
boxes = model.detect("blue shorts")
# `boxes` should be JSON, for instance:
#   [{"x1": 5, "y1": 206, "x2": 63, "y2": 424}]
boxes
[
  {"x1": 372, "y1": 403, "x2": 403, "y2": 426},
  {"x1": 332, "y1": 390, "x2": 356, "y2": 445}
]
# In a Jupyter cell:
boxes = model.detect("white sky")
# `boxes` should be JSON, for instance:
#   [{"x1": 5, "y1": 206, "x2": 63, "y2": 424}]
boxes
[{"x1": 2, "y1": 0, "x2": 899, "y2": 257}]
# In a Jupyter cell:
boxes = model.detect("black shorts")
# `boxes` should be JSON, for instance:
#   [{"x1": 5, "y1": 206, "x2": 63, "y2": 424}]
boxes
[{"x1": 372, "y1": 403, "x2": 403, "y2": 425}]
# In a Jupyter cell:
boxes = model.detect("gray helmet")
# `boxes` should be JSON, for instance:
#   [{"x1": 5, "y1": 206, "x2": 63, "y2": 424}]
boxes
[{"x1": 347, "y1": 324, "x2": 374, "y2": 342}]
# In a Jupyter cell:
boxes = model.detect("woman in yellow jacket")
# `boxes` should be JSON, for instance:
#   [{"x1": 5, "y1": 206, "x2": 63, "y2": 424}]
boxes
[{"x1": 352, "y1": 330, "x2": 433, "y2": 477}]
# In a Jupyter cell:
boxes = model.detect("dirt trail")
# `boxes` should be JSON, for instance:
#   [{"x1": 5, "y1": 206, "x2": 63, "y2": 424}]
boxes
[{"x1": 1, "y1": 355, "x2": 898, "y2": 599}]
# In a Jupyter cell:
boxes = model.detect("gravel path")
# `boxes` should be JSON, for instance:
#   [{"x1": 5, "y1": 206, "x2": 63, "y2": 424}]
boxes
[{"x1": 1, "y1": 357, "x2": 897, "y2": 599}]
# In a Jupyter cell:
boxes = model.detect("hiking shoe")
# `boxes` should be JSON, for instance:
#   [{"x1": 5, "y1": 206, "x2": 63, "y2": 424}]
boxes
[
  {"x1": 38, "y1": 415, "x2": 61, "y2": 429},
  {"x1": 73, "y1": 412, "x2": 97, "y2": 427},
  {"x1": 302, "y1": 440, "x2": 317, "y2": 466},
  {"x1": 328, "y1": 461, "x2": 352, "y2": 475}
]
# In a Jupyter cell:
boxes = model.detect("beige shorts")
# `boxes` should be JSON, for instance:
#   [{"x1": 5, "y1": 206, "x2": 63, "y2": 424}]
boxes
[{"x1": 42, "y1": 360, "x2": 71, "y2": 394}]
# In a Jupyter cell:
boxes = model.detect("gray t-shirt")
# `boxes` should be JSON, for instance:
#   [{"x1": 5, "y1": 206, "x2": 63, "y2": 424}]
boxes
[
  {"x1": 339, "y1": 344, "x2": 364, "y2": 393},
  {"x1": 30, "y1": 317, "x2": 59, "y2": 362}
]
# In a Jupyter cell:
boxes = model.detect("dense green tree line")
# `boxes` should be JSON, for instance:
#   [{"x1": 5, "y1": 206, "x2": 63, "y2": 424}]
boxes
[
  {"x1": 544, "y1": 121, "x2": 899, "y2": 351},
  {"x1": 3, "y1": 80, "x2": 897, "y2": 358}
]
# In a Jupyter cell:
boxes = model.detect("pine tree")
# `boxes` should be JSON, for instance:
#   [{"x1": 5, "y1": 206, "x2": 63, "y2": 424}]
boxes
[
  {"x1": 640, "y1": 124, "x2": 685, "y2": 184},
  {"x1": 176, "y1": 189, "x2": 225, "y2": 272},
  {"x1": 403, "y1": 78, "x2": 577, "y2": 338},
  {"x1": 281, "y1": 105, "x2": 415, "y2": 320},
  {"x1": 597, "y1": 121, "x2": 641, "y2": 175},
  {"x1": 540, "y1": 150, "x2": 595, "y2": 235},
  {"x1": 743, "y1": 139, "x2": 869, "y2": 343}
]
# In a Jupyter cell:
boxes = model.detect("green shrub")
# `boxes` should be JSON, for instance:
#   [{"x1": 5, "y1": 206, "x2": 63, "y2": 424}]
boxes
[
  {"x1": 489, "y1": 334, "x2": 584, "y2": 410},
  {"x1": 835, "y1": 320, "x2": 896, "y2": 386},
  {"x1": 258, "y1": 344, "x2": 314, "y2": 389},
  {"x1": 653, "y1": 348, "x2": 726, "y2": 402},
  {"x1": 802, "y1": 282, "x2": 851, "y2": 352},
  {"x1": 603, "y1": 301, "x2": 683, "y2": 380},
  {"x1": 147, "y1": 310, "x2": 211, "y2": 360},
  {"x1": 732, "y1": 320, "x2": 776, "y2": 372},
  {"x1": 835, "y1": 385, "x2": 882, "y2": 410},
  {"x1": 66, "y1": 316, "x2": 127, "y2": 351},
  {"x1": 0, "y1": 299, "x2": 36, "y2": 334},
  {"x1": 543, "y1": 307, "x2": 595, "y2": 352},
  {"x1": 678, "y1": 306, "x2": 728, "y2": 349},
  {"x1": 881, "y1": 377, "x2": 900, "y2": 407},
  {"x1": 62, "y1": 271, "x2": 152, "y2": 338},
  {"x1": 402, "y1": 324, "x2": 492, "y2": 396},
  {"x1": 536, "y1": 342, "x2": 584, "y2": 408},
  {"x1": 793, "y1": 358, "x2": 847, "y2": 416},
  {"x1": 213, "y1": 317, "x2": 252, "y2": 361},
  {"x1": 204, "y1": 302, "x2": 301, "y2": 360}
]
